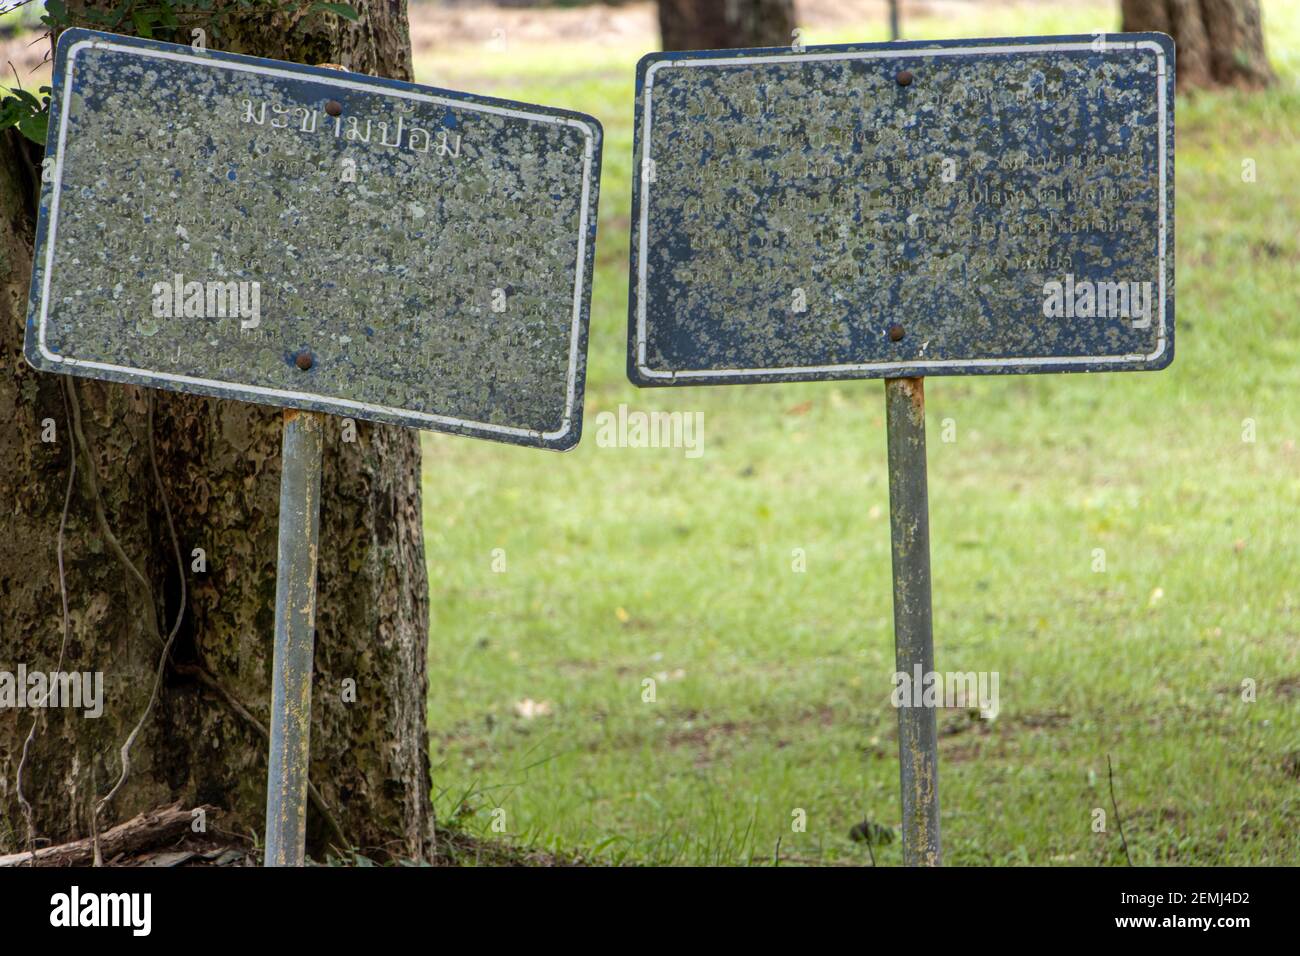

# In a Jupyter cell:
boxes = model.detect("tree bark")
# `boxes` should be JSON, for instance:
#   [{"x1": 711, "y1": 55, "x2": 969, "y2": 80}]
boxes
[
  {"x1": 658, "y1": 0, "x2": 797, "y2": 52},
  {"x1": 0, "y1": 2, "x2": 433, "y2": 862},
  {"x1": 1121, "y1": 0, "x2": 1275, "y2": 90}
]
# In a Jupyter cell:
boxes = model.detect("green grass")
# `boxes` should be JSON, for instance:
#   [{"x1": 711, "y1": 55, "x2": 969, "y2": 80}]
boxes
[{"x1": 418, "y1": 1, "x2": 1300, "y2": 865}]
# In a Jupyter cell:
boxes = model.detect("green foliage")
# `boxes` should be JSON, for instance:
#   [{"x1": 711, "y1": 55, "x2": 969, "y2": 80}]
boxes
[
  {"x1": 0, "y1": 0, "x2": 360, "y2": 145},
  {"x1": 0, "y1": 85, "x2": 49, "y2": 144}
]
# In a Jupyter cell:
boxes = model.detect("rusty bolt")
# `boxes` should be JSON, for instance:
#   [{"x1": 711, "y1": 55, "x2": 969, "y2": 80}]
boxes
[
  {"x1": 295, "y1": 350, "x2": 314, "y2": 370},
  {"x1": 896, "y1": 69, "x2": 913, "y2": 87},
  {"x1": 888, "y1": 324, "x2": 905, "y2": 342},
  {"x1": 325, "y1": 100, "x2": 343, "y2": 117}
]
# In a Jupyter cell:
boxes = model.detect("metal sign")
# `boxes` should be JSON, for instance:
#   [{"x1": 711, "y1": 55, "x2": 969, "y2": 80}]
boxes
[
  {"x1": 26, "y1": 29, "x2": 602, "y2": 450},
  {"x1": 628, "y1": 35, "x2": 1174, "y2": 385}
]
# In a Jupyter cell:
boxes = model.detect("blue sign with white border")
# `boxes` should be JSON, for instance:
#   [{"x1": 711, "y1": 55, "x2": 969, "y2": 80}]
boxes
[{"x1": 628, "y1": 34, "x2": 1174, "y2": 386}]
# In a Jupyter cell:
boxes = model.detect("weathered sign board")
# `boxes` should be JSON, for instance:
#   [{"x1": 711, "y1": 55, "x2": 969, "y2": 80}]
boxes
[
  {"x1": 26, "y1": 29, "x2": 602, "y2": 450},
  {"x1": 628, "y1": 34, "x2": 1174, "y2": 385}
]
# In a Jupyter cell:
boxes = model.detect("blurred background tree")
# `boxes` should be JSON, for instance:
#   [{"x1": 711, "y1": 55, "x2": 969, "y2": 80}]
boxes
[
  {"x1": 658, "y1": 0, "x2": 797, "y2": 51},
  {"x1": 1121, "y1": 0, "x2": 1274, "y2": 89}
]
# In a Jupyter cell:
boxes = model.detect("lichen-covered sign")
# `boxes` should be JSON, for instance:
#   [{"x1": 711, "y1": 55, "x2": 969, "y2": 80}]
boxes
[
  {"x1": 26, "y1": 29, "x2": 602, "y2": 450},
  {"x1": 628, "y1": 35, "x2": 1174, "y2": 386}
]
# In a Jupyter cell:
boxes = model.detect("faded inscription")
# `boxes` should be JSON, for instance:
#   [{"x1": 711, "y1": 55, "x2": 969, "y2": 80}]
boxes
[{"x1": 27, "y1": 29, "x2": 602, "y2": 449}]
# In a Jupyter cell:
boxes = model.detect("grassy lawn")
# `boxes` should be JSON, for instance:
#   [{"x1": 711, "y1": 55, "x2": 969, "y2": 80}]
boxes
[{"x1": 417, "y1": 1, "x2": 1300, "y2": 865}]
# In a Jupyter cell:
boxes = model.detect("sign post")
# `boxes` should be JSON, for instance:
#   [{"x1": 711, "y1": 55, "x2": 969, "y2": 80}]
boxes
[
  {"x1": 264, "y1": 408, "x2": 324, "y2": 866},
  {"x1": 261, "y1": 63, "x2": 337, "y2": 871},
  {"x1": 27, "y1": 29, "x2": 602, "y2": 865},
  {"x1": 883, "y1": 377, "x2": 939, "y2": 865},
  {"x1": 628, "y1": 35, "x2": 1174, "y2": 865}
]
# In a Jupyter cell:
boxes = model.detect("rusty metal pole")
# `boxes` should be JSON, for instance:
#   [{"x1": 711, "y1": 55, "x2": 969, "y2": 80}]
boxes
[
  {"x1": 264, "y1": 408, "x2": 325, "y2": 866},
  {"x1": 262, "y1": 61, "x2": 345, "y2": 869},
  {"x1": 884, "y1": 377, "x2": 941, "y2": 866}
]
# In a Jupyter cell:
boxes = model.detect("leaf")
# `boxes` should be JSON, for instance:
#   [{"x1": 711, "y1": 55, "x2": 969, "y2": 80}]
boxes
[
  {"x1": 131, "y1": 8, "x2": 154, "y2": 37},
  {"x1": 18, "y1": 110, "x2": 48, "y2": 146},
  {"x1": 0, "y1": 88, "x2": 49, "y2": 145},
  {"x1": 513, "y1": 698, "x2": 552, "y2": 720},
  {"x1": 9, "y1": 88, "x2": 40, "y2": 109},
  {"x1": 311, "y1": 2, "x2": 359, "y2": 21}
]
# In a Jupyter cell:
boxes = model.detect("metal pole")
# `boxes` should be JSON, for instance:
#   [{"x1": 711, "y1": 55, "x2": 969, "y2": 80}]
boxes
[
  {"x1": 884, "y1": 377, "x2": 940, "y2": 866},
  {"x1": 265, "y1": 63, "x2": 340, "y2": 868},
  {"x1": 265, "y1": 408, "x2": 325, "y2": 866},
  {"x1": 889, "y1": 0, "x2": 901, "y2": 41}
]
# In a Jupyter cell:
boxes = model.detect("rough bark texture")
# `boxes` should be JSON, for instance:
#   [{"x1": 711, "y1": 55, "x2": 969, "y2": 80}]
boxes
[
  {"x1": 1121, "y1": 0, "x2": 1275, "y2": 90},
  {"x1": 659, "y1": 0, "x2": 797, "y2": 51},
  {"x1": 0, "y1": 2, "x2": 433, "y2": 862}
]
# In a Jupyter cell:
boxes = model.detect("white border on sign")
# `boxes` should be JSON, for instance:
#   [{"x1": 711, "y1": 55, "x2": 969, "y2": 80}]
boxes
[
  {"x1": 38, "y1": 38, "x2": 597, "y2": 443},
  {"x1": 634, "y1": 40, "x2": 1169, "y2": 380}
]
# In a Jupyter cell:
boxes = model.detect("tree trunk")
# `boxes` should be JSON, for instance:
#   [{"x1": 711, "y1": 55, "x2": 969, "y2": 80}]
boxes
[
  {"x1": 1121, "y1": 0, "x2": 1275, "y2": 90},
  {"x1": 659, "y1": 0, "x2": 797, "y2": 52},
  {"x1": 1, "y1": 2, "x2": 433, "y2": 862}
]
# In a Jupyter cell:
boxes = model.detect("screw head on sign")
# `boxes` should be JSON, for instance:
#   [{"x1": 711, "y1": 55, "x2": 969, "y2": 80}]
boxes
[
  {"x1": 325, "y1": 100, "x2": 343, "y2": 117},
  {"x1": 888, "y1": 324, "x2": 905, "y2": 342},
  {"x1": 896, "y1": 69, "x2": 913, "y2": 87},
  {"x1": 295, "y1": 350, "x2": 314, "y2": 370}
]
